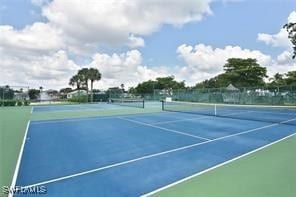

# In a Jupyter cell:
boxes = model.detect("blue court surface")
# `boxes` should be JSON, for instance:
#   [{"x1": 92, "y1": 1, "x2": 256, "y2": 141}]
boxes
[{"x1": 15, "y1": 111, "x2": 296, "y2": 196}]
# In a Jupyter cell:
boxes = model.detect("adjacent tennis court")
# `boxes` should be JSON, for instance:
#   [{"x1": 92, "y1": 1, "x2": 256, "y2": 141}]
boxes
[
  {"x1": 13, "y1": 102, "x2": 296, "y2": 196},
  {"x1": 32, "y1": 100, "x2": 156, "y2": 113}
]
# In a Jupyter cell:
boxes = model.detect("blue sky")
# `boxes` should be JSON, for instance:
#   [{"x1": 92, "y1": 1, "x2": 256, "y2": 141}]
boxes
[
  {"x1": 142, "y1": 0, "x2": 295, "y2": 66},
  {"x1": 0, "y1": 0, "x2": 295, "y2": 89}
]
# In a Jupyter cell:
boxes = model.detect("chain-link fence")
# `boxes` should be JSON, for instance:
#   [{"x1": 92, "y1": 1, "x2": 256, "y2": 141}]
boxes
[
  {"x1": 108, "y1": 85, "x2": 296, "y2": 106},
  {"x1": 0, "y1": 85, "x2": 30, "y2": 106},
  {"x1": 171, "y1": 85, "x2": 296, "y2": 106}
]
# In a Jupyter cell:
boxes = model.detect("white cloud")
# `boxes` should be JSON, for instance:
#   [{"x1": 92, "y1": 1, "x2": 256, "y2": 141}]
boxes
[
  {"x1": 1, "y1": 42, "x2": 294, "y2": 90},
  {"x1": 1, "y1": 0, "x2": 214, "y2": 89},
  {"x1": 1, "y1": 1, "x2": 294, "y2": 90},
  {"x1": 0, "y1": 23, "x2": 63, "y2": 57},
  {"x1": 272, "y1": 50, "x2": 296, "y2": 75},
  {"x1": 127, "y1": 34, "x2": 145, "y2": 48},
  {"x1": 87, "y1": 50, "x2": 167, "y2": 89},
  {"x1": 176, "y1": 44, "x2": 272, "y2": 85},
  {"x1": 255, "y1": 11, "x2": 296, "y2": 78},
  {"x1": 1, "y1": 50, "x2": 80, "y2": 89},
  {"x1": 40, "y1": 0, "x2": 212, "y2": 51},
  {"x1": 257, "y1": 28, "x2": 291, "y2": 48},
  {"x1": 288, "y1": 11, "x2": 296, "y2": 23},
  {"x1": 257, "y1": 11, "x2": 296, "y2": 49},
  {"x1": 277, "y1": 50, "x2": 292, "y2": 64}
]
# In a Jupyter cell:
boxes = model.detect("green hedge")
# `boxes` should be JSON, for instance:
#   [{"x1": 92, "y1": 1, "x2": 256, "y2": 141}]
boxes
[
  {"x1": 0, "y1": 100, "x2": 30, "y2": 107},
  {"x1": 17, "y1": 100, "x2": 23, "y2": 106},
  {"x1": 68, "y1": 95, "x2": 88, "y2": 103},
  {"x1": 24, "y1": 100, "x2": 30, "y2": 106},
  {"x1": 1, "y1": 100, "x2": 17, "y2": 106}
]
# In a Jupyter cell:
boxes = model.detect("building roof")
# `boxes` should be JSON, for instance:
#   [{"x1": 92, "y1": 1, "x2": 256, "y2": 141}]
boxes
[{"x1": 226, "y1": 84, "x2": 239, "y2": 91}]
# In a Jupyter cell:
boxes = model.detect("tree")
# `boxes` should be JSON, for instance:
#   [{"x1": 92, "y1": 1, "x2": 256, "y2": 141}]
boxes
[
  {"x1": 222, "y1": 58, "x2": 267, "y2": 87},
  {"x1": 28, "y1": 89, "x2": 40, "y2": 100},
  {"x1": 133, "y1": 76, "x2": 185, "y2": 95},
  {"x1": 88, "y1": 68, "x2": 101, "y2": 102},
  {"x1": 69, "y1": 74, "x2": 84, "y2": 90},
  {"x1": 128, "y1": 87, "x2": 137, "y2": 94},
  {"x1": 78, "y1": 68, "x2": 90, "y2": 92},
  {"x1": 269, "y1": 73, "x2": 286, "y2": 86},
  {"x1": 60, "y1": 88, "x2": 72, "y2": 94},
  {"x1": 286, "y1": 71, "x2": 296, "y2": 85},
  {"x1": 120, "y1": 84, "x2": 125, "y2": 92},
  {"x1": 194, "y1": 74, "x2": 228, "y2": 89},
  {"x1": 155, "y1": 76, "x2": 185, "y2": 90},
  {"x1": 135, "y1": 80, "x2": 157, "y2": 94},
  {"x1": 0, "y1": 86, "x2": 13, "y2": 100},
  {"x1": 284, "y1": 22, "x2": 296, "y2": 59},
  {"x1": 59, "y1": 88, "x2": 72, "y2": 99},
  {"x1": 193, "y1": 58, "x2": 267, "y2": 88}
]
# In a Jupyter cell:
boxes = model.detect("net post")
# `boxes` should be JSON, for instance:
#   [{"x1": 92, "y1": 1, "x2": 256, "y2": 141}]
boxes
[
  {"x1": 142, "y1": 100, "x2": 145, "y2": 108},
  {"x1": 161, "y1": 100, "x2": 164, "y2": 111},
  {"x1": 214, "y1": 104, "x2": 217, "y2": 116}
]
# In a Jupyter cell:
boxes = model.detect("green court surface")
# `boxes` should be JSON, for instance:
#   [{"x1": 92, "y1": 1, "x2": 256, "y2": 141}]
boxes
[
  {"x1": 0, "y1": 107, "x2": 31, "y2": 194},
  {"x1": 1, "y1": 105, "x2": 295, "y2": 197},
  {"x1": 154, "y1": 135, "x2": 296, "y2": 197}
]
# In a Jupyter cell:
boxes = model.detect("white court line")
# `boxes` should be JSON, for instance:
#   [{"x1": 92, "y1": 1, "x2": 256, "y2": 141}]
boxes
[
  {"x1": 141, "y1": 132, "x2": 296, "y2": 196},
  {"x1": 118, "y1": 117, "x2": 211, "y2": 141},
  {"x1": 21, "y1": 120, "x2": 284, "y2": 189},
  {"x1": 9, "y1": 121, "x2": 31, "y2": 197},
  {"x1": 281, "y1": 117, "x2": 296, "y2": 124}
]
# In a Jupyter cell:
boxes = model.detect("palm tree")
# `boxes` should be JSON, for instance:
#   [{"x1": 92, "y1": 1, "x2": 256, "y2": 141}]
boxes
[
  {"x1": 78, "y1": 68, "x2": 90, "y2": 92},
  {"x1": 69, "y1": 74, "x2": 83, "y2": 90},
  {"x1": 120, "y1": 84, "x2": 125, "y2": 91},
  {"x1": 88, "y1": 68, "x2": 101, "y2": 102}
]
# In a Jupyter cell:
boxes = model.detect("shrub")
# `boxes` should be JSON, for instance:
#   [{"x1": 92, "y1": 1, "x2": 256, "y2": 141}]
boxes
[
  {"x1": 3, "y1": 100, "x2": 16, "y2": 106},
  {"x1": 17, "y1": 100, "x2": 23, "y2": 106},
  {"x1": 24, "y1": 100, "x2": 30, "y2": 106},
  {"x1": 9, "y1": 100, "x2": 16, "y2": 106},
  {"x1": 68, "y1": 95, "x2": 88, "y2": 103}
]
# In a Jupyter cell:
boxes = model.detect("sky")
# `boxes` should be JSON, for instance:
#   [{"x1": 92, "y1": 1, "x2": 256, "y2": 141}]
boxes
[{"x1": 0, "y1": 0, "x2": 296, "y2": 90}]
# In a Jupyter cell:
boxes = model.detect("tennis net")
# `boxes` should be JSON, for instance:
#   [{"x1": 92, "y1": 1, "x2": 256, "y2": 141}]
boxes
[
  {"x1": 162, "y1": 101, "x2": 296, "y2": 125},
  {"x1": 108, "y1": 98, "x2": 145, "y2": 108}
]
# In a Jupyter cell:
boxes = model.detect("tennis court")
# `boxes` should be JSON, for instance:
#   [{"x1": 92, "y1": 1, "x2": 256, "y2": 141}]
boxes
[{"x1": 11, "y1": 101, "x2": 296, "y2": 196}]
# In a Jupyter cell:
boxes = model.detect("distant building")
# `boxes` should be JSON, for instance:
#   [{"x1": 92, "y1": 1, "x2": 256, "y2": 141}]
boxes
[
  {"x1": 14, "y1": 92, "x2": 29, "y2": 100},
  {"x1": 67, "y1": 90, "x2": 87, "y2": 99},
  {"x1": 39, "y1": 89, "x2": 59, "y2": 101},
  {"x1": 225, "y1": 84, "x2": 239, "y2": 91}
]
